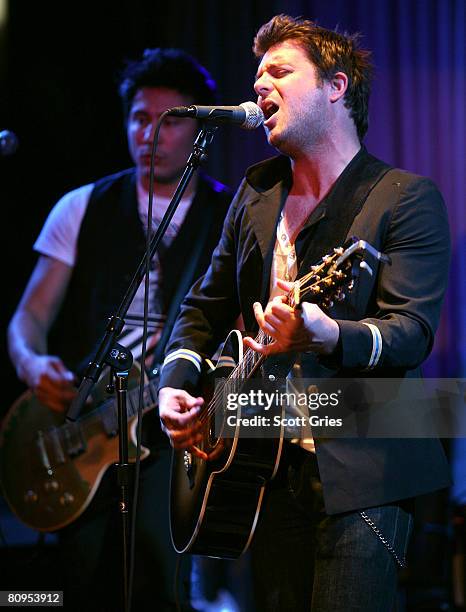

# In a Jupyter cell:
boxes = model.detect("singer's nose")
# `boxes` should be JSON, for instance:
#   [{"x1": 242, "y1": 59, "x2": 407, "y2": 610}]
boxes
[{"x1": 254, "y1": 73, "x2": 272, "y2": 97}]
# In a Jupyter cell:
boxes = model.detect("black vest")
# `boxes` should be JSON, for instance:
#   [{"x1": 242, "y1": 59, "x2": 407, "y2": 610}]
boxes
[{"x1": 49, "y1": 169, "x2": 231, "y2": 374}]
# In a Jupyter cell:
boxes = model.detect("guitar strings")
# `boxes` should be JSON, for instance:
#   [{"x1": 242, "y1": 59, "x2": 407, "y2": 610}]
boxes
[
  {"x1": 199, "y1": 266, "x2": 341, "y2": 425},
  {"x1": 197, "y1": 258, "x2": 345, "y2": 428}
]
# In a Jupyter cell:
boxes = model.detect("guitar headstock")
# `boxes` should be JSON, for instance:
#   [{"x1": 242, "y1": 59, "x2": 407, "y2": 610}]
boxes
[{"x1": 291, "y1": 237, "x2": 391, "y2": 310}]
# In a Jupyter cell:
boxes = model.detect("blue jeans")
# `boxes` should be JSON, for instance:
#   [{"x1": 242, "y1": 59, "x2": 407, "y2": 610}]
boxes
[{"x1": 250, "y1": 445, "x2": 413, "y2": 611}]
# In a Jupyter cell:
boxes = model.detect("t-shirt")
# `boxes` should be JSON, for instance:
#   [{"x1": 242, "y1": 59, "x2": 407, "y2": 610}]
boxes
[{"x1": 34, "y1": 182, "x2": 193, "y2": 364}]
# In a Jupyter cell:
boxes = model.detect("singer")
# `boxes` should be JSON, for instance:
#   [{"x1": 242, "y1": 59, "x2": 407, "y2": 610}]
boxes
[
  {"x1": 158, "y1": 15, "x2": 451, "y2": 612},
  {"x1": 7, "y1": 48, "x2": 232, "y2": 612}
]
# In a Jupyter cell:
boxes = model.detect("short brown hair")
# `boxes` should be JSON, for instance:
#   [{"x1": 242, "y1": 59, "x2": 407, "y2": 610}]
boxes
[{"x1": 253, "y1": 14, "x2": 372, "y2": 140}]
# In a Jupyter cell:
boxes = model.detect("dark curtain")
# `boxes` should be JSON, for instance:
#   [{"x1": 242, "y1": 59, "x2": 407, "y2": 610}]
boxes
[
  {"x1": 1, "y1": 1, "x2": 464, "y2": 603},
  {"x1": 2, "y1": 0, "x2": 464, "y2": 382}
]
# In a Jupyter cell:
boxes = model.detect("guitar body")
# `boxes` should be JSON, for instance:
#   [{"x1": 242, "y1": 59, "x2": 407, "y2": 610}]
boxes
[
  {"x1": 170, "y1": 330, "x2": 284, "y2": 559},
  {"x1": 0, "y1": 365, "x2": 151, "y2": 532}
]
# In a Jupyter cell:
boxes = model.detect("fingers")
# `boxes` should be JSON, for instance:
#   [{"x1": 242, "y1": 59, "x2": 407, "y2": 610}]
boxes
[
  {"x1": 247, "y1": 299, "x2": 304, "y2": 354},
  {"x1": 162, "y1": 404, "x2": 203, "y2": 431},
  {"x1": 243, "y1": 334, "x2": 284, "y2": 356},
  {"x1": 252, "y1": 301, "x2": 265, "y2": 327},
  {"x1": 35, "y1": 391, "x2": 73, "y2": 413},
  {"x1": 159, "y1": 386, "x2": 203, "y2": 407},
  {"x1": 159, "y1": 387, "x2": 206, "y2": 450},
  {"x1": 256, "y1": 300, "x2": 299, "y2": 326},
  {"x1": 36, "y1": 374, "x2": 77, "y2": 403},
  {"x1": 35, "y1": 379, "x2": 77, "y2": 413},
  {"x1": 276, "y1": 278, "x2": 294, "y2": 292},
  {"x1": 50, "y1": 356, "x2": 75, "y2": 376},
  {"x1": 190, "y1": 445, "x2": 209, "y2": 460},
  {"x1": 252, "y1": 301, "x2": 286, "y2": 337},
  {"x1": 159, "y1": 389, "x2": 203, "y2": 425},
  {"x1": 158, "y1": 387, "x2": 224, "y2": 459},
  {"x1": 189, "y1": 440, "x2": 225, "y2": 462},
  {"x1": 168, "y1": 423, "x2": 204, "y2": 450},
  {"x1": 243, "y1": 335, "x2": 276, "y2": 355},
  {"x1": 267, "y1": 302, "x2": 297, "y2": 326},
  {"x1": 29, "y1": 356, "x2": 77, "y2": 412},
  {"x1": 275, "y1": 279, "x2": 304, "y2": 310}
]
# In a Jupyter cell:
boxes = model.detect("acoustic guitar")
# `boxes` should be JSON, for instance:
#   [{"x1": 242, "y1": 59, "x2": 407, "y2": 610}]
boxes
[{"x1": 170, "y1": 238, "x2": 389, "y2": 559}]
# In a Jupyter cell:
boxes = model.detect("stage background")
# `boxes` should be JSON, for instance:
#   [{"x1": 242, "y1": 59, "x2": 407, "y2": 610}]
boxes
[{"x1": 1, "y1": 1, "x2": 464, "y2": 608}]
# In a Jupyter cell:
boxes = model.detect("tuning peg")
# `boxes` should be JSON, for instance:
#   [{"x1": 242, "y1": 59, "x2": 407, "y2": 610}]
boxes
[
  {"x1": 321, "y1": 297, "x2": 330, "y2": 309},
  {"x1": 359, "y1": 261, "x2": 373, "y2": 276},
  {"x1": 335, "y1": 290, "x2": 346, "y2": 302},
  {"x1": 333, "y1": 247, "x2": 344, "y2": 255}
]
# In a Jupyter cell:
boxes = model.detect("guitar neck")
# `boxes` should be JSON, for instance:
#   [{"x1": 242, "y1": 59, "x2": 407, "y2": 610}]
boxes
[
  {"x1": 57, "y1": 377, "x2": 159, "y2": 450},
  {"x1": 236, "y1": 290, "x2": 297, "y2": 380}
]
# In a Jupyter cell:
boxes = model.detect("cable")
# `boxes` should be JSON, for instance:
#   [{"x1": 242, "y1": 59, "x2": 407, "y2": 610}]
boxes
[{"x1": 127, "y1": 111, "x2": 170, "y2": 612}]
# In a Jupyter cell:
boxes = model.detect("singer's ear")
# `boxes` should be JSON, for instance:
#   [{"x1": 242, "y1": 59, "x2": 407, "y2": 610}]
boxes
[{"x1": 328, "y1": 72, "x2": 348, "y2": 103}]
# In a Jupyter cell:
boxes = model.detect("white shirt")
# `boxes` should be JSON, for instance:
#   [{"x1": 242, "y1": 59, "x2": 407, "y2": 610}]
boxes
[
  {"x1": 269, "y1": 213, "x2": 315, "y2": 453},
  {"x1": 34, "y1": 181, "x2": 193, "y2": 363}
]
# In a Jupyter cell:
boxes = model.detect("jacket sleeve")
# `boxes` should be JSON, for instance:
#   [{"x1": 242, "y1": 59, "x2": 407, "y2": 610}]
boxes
[
  {"x1": 159, "y1": 181, "x2": 247, "y2": 392},
  {"x1": 336, "y1": 175, "x2": 450, "y2": 371}
]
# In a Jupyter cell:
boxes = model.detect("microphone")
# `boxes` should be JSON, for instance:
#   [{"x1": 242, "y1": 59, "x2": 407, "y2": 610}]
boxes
[
  {"x1": 167, "y1": 101, "x2": 264, "y2": 130},
  {"x1": 0, "y1": 130, "x2": 19, "y2": 156}
]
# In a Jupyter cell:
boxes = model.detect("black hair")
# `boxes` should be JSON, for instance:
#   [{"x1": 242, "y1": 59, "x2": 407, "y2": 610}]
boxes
[{"x1": 118, "y1": 48, "x2": 217, "y2": 121}]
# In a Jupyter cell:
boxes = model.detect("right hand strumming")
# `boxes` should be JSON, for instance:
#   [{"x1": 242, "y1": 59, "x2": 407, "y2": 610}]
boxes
[
  {"x1": 20, "y1": 354, "x2": 77, "y2": 413},
  {"x1": 158, "y1": 386, "x2": 208, "y2": 459}
]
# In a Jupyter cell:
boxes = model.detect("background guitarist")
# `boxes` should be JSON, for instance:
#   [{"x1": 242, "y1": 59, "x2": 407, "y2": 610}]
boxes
[
  {"x1": 158, "y1": 15, "x2": 452, "y2": 612},
  {"x1": 7, "y1": 49, "x2": 232, "y2": 612}
]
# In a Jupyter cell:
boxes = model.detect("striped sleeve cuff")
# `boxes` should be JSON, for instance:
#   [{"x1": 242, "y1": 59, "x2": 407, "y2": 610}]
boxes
[
  {"x1": 163, "y1": 348, "x2": 203, "y2": 372},
  {"x1": 362, "y1": 323, "x2": 383, "y2": 369},
  {"x1": 337, "y1": 319, "x2": 384, "y2": 371},
  {"x1": 159, "y1": 348, "x2": 203, "y2": 393}
]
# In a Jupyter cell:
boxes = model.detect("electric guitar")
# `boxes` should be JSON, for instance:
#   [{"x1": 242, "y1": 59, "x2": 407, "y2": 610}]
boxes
[
  {"x1": 0, "y1": 365, "x2": 158, "y2": 531},
  {"x1": 169, "y1": 239, "x2": 390, "y2": 559}
]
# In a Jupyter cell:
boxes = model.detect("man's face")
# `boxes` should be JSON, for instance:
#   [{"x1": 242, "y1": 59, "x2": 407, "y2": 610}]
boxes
[
  {"x1": 127, "y1": 87, "x2": 198, "y2": 190},
  {"x1": 254, "y1": 41, "x2": 331, "y2": 156}
]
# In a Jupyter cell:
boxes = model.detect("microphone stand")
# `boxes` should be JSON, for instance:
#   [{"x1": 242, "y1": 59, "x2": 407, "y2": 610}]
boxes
[{"x1": 66, "y1": 122, "x2": 218, "y2": 612}]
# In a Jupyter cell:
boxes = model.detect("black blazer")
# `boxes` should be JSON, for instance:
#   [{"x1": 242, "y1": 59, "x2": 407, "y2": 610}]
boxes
[{"x1": 160, "y1": 149, "x2": 451, "y2": 514}]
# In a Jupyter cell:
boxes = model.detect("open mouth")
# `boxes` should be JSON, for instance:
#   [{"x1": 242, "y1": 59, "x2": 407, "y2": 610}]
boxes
[{"x1": 262, "y1": 101, "x2": 279, "y2": 121}]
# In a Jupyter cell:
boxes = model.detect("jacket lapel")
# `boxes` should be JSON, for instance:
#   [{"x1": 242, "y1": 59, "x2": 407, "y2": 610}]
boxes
[
  {"x1": 246, "y1": 179, "x2": 289, "y2": 304},
  {"x1": 297, "y1": 152, "x2": 391, "y2": 280}
]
